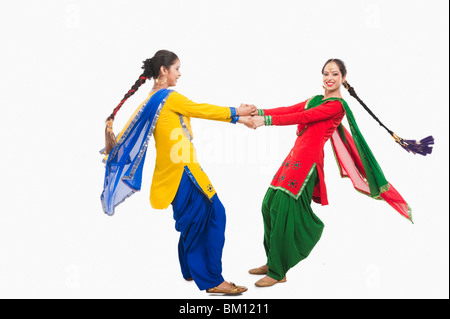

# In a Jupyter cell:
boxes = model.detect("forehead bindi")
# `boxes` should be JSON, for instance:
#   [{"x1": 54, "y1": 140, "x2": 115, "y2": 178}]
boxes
[{"x1": 324, "y1": 63, "x2": 340, "y2": 73}]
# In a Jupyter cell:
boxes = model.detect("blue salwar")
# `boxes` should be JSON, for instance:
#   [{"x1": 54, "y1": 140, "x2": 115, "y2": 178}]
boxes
[{"x1": 172, "y1": 167, "x2": 226, "y2": 291}]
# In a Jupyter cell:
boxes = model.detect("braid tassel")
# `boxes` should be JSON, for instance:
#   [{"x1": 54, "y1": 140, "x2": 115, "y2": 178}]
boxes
[
  {"x1": 391, "y1": 133, "x2": 434, "y2": 156},
  {"x1": 345, "y1": 83, "x2": 435, "y2": 156},
  {"x1": 105, "y1": 119, "x2": 117, "y2": 155}
]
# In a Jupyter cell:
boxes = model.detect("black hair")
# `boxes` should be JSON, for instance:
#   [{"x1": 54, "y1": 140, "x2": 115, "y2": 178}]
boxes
[
  {"x1": 106, "y1": 50, "x2": 179, "y2": 122},
  {"x1": 322, "y1": 58, "x2": 393, "y2": 136}
]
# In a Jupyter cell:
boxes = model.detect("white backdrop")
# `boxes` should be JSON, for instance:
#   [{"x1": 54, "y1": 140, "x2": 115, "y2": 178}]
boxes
[{"x1": 0, "y1": 0, "x2": 448, "y2": 299}]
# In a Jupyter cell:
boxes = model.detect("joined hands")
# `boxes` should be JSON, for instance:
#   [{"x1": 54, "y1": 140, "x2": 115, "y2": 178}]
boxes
[{"x1": 236, "y1": 103, "x2": 265, "y2": 129}]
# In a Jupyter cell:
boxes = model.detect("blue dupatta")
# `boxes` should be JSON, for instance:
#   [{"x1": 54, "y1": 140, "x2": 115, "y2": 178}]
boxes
[{"x1": 101, "y1": 89, "x2": 173, "y2": 216}]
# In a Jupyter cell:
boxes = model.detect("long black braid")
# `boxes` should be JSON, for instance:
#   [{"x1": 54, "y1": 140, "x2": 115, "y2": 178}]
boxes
[
  {"x1": 103, "y1": 50, "x2": 179, "y2": 155},
  {"x1": 105, "y1": 50, "x2": 179, "y2": 122},
  {"x1": 323, "y1": 58, "x2": 434, "y2": 155},
  {"x1": 344, "y1": 81, "x2": 394, "y2": 136},
  {"x1": 106, "y1": 71, "x2": 149, "y2": 122}
]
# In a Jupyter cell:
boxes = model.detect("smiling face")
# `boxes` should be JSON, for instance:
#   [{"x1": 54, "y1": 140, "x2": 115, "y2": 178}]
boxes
[
  {"x1": 322, "y1": 62, "x2": 345, "y2": 92},
  {"x1": 160, "y1": 59, "x2": 181, "y2": 87}
]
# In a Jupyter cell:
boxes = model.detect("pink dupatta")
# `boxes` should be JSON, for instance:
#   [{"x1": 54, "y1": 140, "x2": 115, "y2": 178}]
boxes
[{"x1": 330, "y1": 125, "x2": 412, "y2": 222}]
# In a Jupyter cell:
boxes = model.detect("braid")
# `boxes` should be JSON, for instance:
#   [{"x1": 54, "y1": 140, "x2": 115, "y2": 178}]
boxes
[
  {"x1": 322, "y1": 57, "x2": 434, "y2": 156},
  {"x1": 106, "y1": 74, "x2": 148, "y2": 122},
  {"x1": 105, "y1": 58, "x2": 154, "y2": 122},
  {"x1": 344, "y1": 81, "x2": 394, "y2": 136},
  {"x1": 103, "y1": 51, "x2": 179, "y2": 155}
]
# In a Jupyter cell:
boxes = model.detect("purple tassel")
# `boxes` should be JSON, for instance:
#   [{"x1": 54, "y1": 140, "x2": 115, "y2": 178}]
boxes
[{"x1": 393, "y1": 134, "x2": 434, "y2": 156}]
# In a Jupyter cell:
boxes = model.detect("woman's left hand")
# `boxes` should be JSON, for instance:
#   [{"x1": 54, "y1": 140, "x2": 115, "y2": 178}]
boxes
[
  {"x1": 238, "y1": 116, "x2": 256, "y2": 129},
  {"x1": 250, "y1": 116, "x2": 265, "y2": 128},
  {"x1": 237, "y1": 103, "x2": 257, "y2": 116}
]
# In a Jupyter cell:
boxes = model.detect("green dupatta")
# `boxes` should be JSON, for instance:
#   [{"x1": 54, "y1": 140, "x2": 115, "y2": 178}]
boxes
[
  {"x1": 306, "y1": 95, "x2": 412, "y2": 221},
  {"x1": 307, "y1": 95, "x2": 389, "y2": 198}
]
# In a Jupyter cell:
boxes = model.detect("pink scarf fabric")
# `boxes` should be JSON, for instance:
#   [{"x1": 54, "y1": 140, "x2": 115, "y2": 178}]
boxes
[{"x1": 330, "y1": 125, "x2": 412, "y2": 222}]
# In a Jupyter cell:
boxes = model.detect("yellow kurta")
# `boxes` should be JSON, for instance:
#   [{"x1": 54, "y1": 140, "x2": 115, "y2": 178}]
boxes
[{"x1": 109, "y1": 90, "x2": 235, "y2": 210}]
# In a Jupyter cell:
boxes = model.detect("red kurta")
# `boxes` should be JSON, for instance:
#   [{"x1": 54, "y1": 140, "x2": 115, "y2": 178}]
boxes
[{"x1": 263, "y1": 98, "x2": 345, "y2": 205}]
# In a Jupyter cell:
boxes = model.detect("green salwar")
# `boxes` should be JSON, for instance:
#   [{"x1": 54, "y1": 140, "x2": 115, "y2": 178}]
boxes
[{"x1": 262, "y1": 167, "x2": 324, "y2": 281}]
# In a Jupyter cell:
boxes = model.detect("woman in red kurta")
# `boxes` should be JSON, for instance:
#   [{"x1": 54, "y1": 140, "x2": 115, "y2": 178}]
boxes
[
  {"x1": 261, "y1": 97, "x2": 345, "y2": 206},
  {"x1": 246, "y1": 58, "x2": 416, "y2": 287}
]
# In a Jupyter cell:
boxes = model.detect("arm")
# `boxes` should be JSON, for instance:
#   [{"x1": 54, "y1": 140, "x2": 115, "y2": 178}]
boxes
[
  {"x1": 168, "y1": 92, "x2": 233, "y2": 121},
  {"x1": 254, "y1": 100, "x2": 345, "y2": 127},
  {"x1": 271, "y1": 100, "x2": 344, "y2": 125},
  {"x1": 258, "y1": 100, "x2": 308, "y2": 116},
  {"x1": 168, "y1": 92, "x2": 254, "y2": 123}
]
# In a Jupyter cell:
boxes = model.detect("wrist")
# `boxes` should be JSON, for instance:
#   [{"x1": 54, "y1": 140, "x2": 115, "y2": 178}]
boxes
[{"x1": 230, "y1": 107, "x2": 237, "y2": 118}]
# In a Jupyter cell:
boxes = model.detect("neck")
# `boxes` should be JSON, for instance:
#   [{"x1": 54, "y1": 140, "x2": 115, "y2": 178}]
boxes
[
  {"x1": 151, "y1": 83, "x2": 169, "y2": 93},
  {"x1": 323, "y1": 88, "x2": 342, "y2": 99}
]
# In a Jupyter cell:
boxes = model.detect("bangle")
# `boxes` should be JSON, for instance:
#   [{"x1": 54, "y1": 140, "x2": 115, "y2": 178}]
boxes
[
  {"x1": 264, "y1": 115, "x2": 272, "y2": 126},
  {"x1": 258, "y1": 109, "x2": 265, "y2": 116}
]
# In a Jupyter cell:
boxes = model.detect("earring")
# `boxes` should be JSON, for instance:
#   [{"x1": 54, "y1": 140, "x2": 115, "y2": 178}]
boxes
[{"x1": 156, "y1": 76, "x2": 167, "y2": 85}]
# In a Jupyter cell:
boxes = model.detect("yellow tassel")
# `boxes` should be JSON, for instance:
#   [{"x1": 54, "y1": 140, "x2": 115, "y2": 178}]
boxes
[{"x1": 105, "y1": 119, "x2": 117, "y2": 154}]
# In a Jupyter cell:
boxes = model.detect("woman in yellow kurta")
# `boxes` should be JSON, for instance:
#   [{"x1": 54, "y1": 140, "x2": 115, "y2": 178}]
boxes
[{"x1": 101, "y1": 50, "x2": 254, "y2": 294}]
